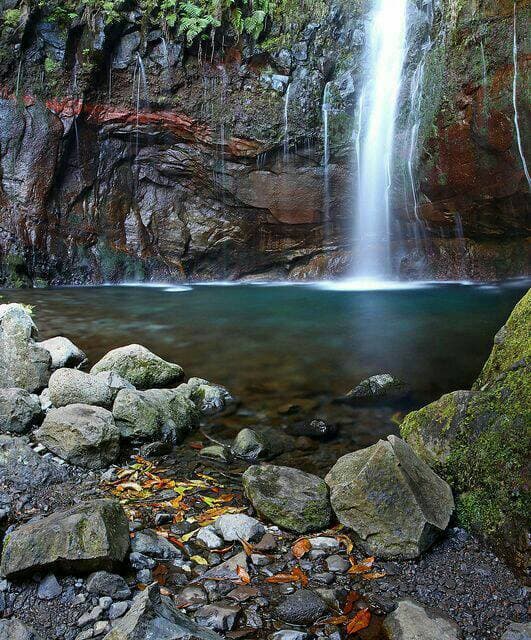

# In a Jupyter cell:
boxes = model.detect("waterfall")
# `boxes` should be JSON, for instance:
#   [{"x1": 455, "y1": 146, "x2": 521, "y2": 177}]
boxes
[
  {"x1": 283, "y1": 83, "x2": 291, "y2": 160},
  {"x1": 132, "y1": 54, "x2": 148, "y2": 195},
  {"x1": 352, "y1": 0, "x2": 408, "y2": 280},
  {"x1": 512, "y1": 1, "x2": 531, "y2": 189},
  {"x1": 322, "y1": 82, "x2": 331, "y2": 230}
]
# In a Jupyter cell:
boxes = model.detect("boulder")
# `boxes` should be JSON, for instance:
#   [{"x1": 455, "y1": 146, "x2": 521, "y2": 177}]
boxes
[
  {"x1": 0, "y1": 304, "x2": 51, "y2": 392},
  {"x1": 383, "y1": 599, "x2": 461, "y2": 639},
  {"x1": 91, "y1": 344, "x2": 183, "y2": 390},
  {"x1": 232, "y1": 428, "x2": 270, "y2": 461},
  {"x1": 0, "y1": 435, "x2": 66, "y2": 488},
  {"x1": 401, "y1": 390, "x2": 474, "y2": 469},
  {"x1": 343, "y1": 373, "x2": 408, "y2": 404},
  {"x1": 181, "y1": 378, "x2": 234, "y2": 416},
  {"x1": 0, "y1": 619, "x2": 42, "y2": 640},
  {"x1": 94, "y1": 371, "x2": 135, "y2": 400},
  {"x1": 242, "y1": 464, "x2": 332, "y2": 533},
  {"x1": 0, "y1": 498, "x2": 130, "y2": 578},
  {"x1": 102, "y1": 583, "x2": 222, "y2": 640},
  {"x1": 501, "y1": 622, "x2": 531, "y2": 640},
  {"x1": 325, "y1": 435, "x2": 454, "y2": 559},
  {"x1": 48, "y1": 368, "x2": 114, "y2": 409},
  {"x1": 36, "y1": 404, "x2": 119, "y2": 468},
  {"x1": 112, "y1": 389, "x2": 160, "y2": 441},
  {"x1": 0, "y1": 388, "x2": 42, "y2": 434},
  {"x1": 145, "y1": 388, "x2": 198, "y2": 442},
  {"x1": 39, "y1": 336, "x2": 87, "y2": 370}
]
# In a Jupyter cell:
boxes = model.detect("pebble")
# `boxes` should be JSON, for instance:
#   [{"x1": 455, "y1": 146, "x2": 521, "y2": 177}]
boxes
[
  {"x1": 195, "y1": 602, "x2": 241, "y2": 631},
  {"x1": 310, "y1": 537, "x2": 340, "y2": 553},
  {"x1": 77, "y1": 605, "x2": 103, "y2": 627},
  {"x1": 214, "y1": 514, "x2": 265, "y2": 542},
  {"x1": 325, "y1": 555, "x2": 350, "y2": 573},
  {"x1": 108, "y1": 600, "x2": 131, "y2": 620},
  {"x1": 275, "y1": 589, "x2": 328, "y2": 625},
  {"x1": 98, "y1": 596, "x2": 112, "y2": 610},
  {"x1": 37, "y1": 573, "x2": 62, "y2": 600},
  {"x1": 196, "y1": 526, "x2": 223, "y2": 549}
]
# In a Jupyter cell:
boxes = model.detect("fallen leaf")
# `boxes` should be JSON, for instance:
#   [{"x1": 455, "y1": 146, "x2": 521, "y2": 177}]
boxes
[
  {"x1": 180, "y1": 530, "x2": 197, "y2": 543},
  {"x1": 236, "y1": 565, "x2": 251, "y2": 585},
  {"x1": 266, "y1": 566, "x2": 308, "y2": 587},
  {"x1": 240, "y1": 538, "x2": 254, "y2": 557},
  {"x1": 153, "y1": 564, "x2": 168, "y2": 585},
  {"x1": 362, "y1": 571, "x2": 386, "y2": 580},
  {"x1": 348, "y1": 556, "x2": 375, "y2": 574},
  {"x1": 346, "y1": 608, "x2": 371, "y2": 635},
  {"x1": 343, "y1": 591, "x2": 360, "y2": 615},
  {"x1": 116, "y1": 481, "x2": 143, "y2": 493},
  {"x1": 335, "y1": 534, "x2": 354, "y2": 555},
  {"x1": 291, "y1": 538, "x2": 311, "y2": 559},
  {"x1": 190, "y1": 555, "x2": 209, "y2": 566},
  {"x1": 323, "y1": 615, "x2": 349, "y2": 625}
]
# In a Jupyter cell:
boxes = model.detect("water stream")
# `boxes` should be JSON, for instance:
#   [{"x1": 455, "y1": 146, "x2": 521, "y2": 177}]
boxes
[
  {"x1": 283, "y1": 83, "x2": 291, "y2": 161},
  {"x1": 512, "y1": 1, "x2": 531, "y2": 190},
  {"x1": 352, "y1": 0, "x2": 408, "y2": 280},
  {"x1": 322, "y1": 82, "x2": 331, "y2": 232}
]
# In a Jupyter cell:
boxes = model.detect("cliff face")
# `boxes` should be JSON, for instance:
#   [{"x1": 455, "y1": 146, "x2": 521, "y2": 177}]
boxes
[{"x1": 0, "y1": 0, "x2": 528, "y2": 286}]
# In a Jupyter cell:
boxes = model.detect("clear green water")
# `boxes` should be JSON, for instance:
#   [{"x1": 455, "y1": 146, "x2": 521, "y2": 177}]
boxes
[{"x1": 2, "y1": 281, "x2": 527, "y2": 405}]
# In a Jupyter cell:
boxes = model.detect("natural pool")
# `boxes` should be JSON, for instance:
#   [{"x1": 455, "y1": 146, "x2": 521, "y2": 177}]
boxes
[{"x1": 2, "y1": 280, "x2": 528, "y2": 473}]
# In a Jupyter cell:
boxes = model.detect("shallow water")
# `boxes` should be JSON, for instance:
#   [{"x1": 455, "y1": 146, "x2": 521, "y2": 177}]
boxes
[{"x1": 1, "y1": 280, "x2": 528, "y2": 470}]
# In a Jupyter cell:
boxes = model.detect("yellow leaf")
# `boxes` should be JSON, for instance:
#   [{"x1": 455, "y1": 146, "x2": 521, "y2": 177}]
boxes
[
  {"x1": 190, "y1": 555, "x2": 209, "y2": 566},
  {"x1": 181, "y1": 530, "x2": 197, "y2": 543}
]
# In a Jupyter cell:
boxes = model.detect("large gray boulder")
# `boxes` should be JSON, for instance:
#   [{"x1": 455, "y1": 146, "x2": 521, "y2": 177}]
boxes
[
  {"x1": 242, "y1": 464, "x2": 332, "y2": 534},
  {"x1": 48, "y1": 368, "x2": 114, "y2": 409},
  {"x1": 36, "y1": 404, "x2": 119, "y2": 468},
  {"x1": 91, "y1": 344, "x2": 183, "y2": 390},
  {"x1": 383, "y1": 599, "x2": 461, "y2": 639},
  {"x1": 325, "y1": 435, "x2": 454, "y2": 559},
  {"x1": 0, "y1": 435, "x2": 66, "y2": 488},
  {"x1": 0, "y1": 388, "x2": 42, "y2": 434},
  {"x1": 145, "y1": 388, "x2": 198, "y2": 442},
  {"x1": 0, "y1": 619, "x2": 42, "y2": 640},
  {"x1": 39, "y1": 336, "x2": 87, "y2": 370},
  {"x1": 0, "y1": 499, "x2": 130, "y2": 578},
  {"x1": 94, "y1": 371, "x2": 135, "y2": 400},
  {"x1": 0, "y1": 304, "x2": 51, "y2": 392},
  {"x1": 102, "y1": 583, "x2": 222, "y2": 640}
]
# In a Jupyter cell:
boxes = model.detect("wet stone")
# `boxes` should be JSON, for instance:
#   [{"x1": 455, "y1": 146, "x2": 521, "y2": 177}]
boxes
[
  {"x1": 194, "y1": 602, "x2": 241, "y2": 632},
  {"x1": 274, "y1": 589, "x2": 328, "y2": 626}
]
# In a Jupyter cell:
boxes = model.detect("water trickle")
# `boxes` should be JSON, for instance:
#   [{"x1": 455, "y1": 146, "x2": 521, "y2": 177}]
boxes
[
  {"x1": 480, "y1": 40, "x2": 488, "y2": 87},
  {"x1": 15, "y1": 58, "x2": 23, "y2": 99},
  {"x1": 283, "y1": 83, "x2": 291, "y2": 161},
  {"x1": 512, "y1": 1, "x2": 531, "y2": 189},
  {"x1": 352, "y1": 0, "x2": 408, "y2": 279},
  {"x1": 132, "y1": 54, "x2": 148, "y2": 194},
  {"x1": 322, "y1": 82, "x2": 332, "y2": 230}
]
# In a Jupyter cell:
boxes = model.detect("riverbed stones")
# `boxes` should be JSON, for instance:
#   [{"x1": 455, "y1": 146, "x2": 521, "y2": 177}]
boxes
[
  {"x1": 39, "y1": 336, "x2": 87, "y2": 370},
  {"x1": 213, "y1": 514, "x2": 265, "y2": 542},
  {"x1": 181, "y1": 377, "x2": 233, "y2": 416},
  {"x1": 145, "y1": 388, "x2": 198, "y2": 442},
  {"x1": 274, "y1": 590, "x2": 328, "y2": 626},
  {"x1": 36, "y1": 404, "x2": 119, "y2": 468},
  {"x1": 0, "y1": 304, "x2": 51, "y2": 393},
  {"x1": 48, "y1": 368, "x2": 114, "y2": 409},
  {"x1": 383, "y1": 599, "x2": 461, "y2": 640},
  {"x1": 194, "y1": 602, "x2": 241, "y2": 631},
  {"x1": 91, "y1": 344, "x2": 184, "y2": 389},
  {"x1": 501, "y1": 622, "x2": 531, "y2": 640},
  {"x1": 102, "y1": 583, "x2": 222, "y2": 640},
  {"x1": 0, "y1": 435, "x2": 65, "y2": 487},
  {"x1": 94, "y1": 371, "x2": 135, "y2": 400},
  {"x1": 0, "y1": 388, "x2": 42, "y2": 433},
  {"x1": 0, "y1": 619, "x2": 42, "y2": 640},
  {"x1": 242, "y1": 464, "x2": 332, "y2": 533},
  {"x1": 325, "y1": 435, "x2": 454, "y2": 559},
  {"x1": 86, "y1": 571, "x2": 131, "y2": 600},
  {"x1": 0, "y1": 498, "x2": 130, "y2": 578}
]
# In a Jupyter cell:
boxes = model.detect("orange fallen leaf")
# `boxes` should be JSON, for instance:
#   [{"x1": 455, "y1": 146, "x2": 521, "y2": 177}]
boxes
[
  {"x1": 153, "y1": 564, "x2": 168, "y2": 585},
  {"x1": 362, "y1": 571, "x2": 386, "y2": 580},
  {"x1": 240, "y1": 538, "x2": 254, "y2": 557},
  {"x1": 346, "y1": 608, "x2": 371, "y2": 635},
  {"x1": 348, "y1": 556, "x2": 375, "y2": 574},
  {"x1": 343, "y1": 591, "x2": 360, "y2": 615},
  {"x1": 236, "y1": 565, "x2": 251, "y2": 585},
  {"x1": 292, "y1": 566, "x2": 309, "y2": 587},
  {"x1": 324, "y1": 615, "x2": 349, "y2": 625},
  {"x1": 291, "y1": 538, "x2": 311, "y2": 559},
  {"x1": 265, "y1": 566, "x2": 308, "y2": 587},
  {"x1": 189, "y1": 442, "x2": 204, "y2": 450}
]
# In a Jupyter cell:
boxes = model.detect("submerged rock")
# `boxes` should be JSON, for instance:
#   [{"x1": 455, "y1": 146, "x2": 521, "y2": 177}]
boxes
[
  {"x1": 343, "y1": 373, "x2": 409, "y2": 404},
  {"x1": 39, "y1": 336, "x2": 87, "y2": 370},
  {"x1": 0, "y1": 388, "x2": 42, "y2": 434},
  {"x1": 181, "y1": 377, "x2": 234, "y2": 416},
  {"x1": 231, "y1": 428, "x2": 270, "y2": 461},
  {"x1": 0, "y1": 619, "x2": 42, "y2": 640},
  {"x1": 242, "y1": 464, "x2": 332, "y2": 533},
  {"x1": 102, "y1": 583, "x2": 222, "y2": 640},
  {"x1": 194, "y1": 602, "x2": 240, "y2": 632},
  {"x1": 287, "y1": 419, "x2": 338, "y2": 440},
  {"x1": 0, "y1": 304, "x2": 51, "y2": 393},
  {"x1": 383, "y1": 599, "x2": 461, "y2": 640},
  {"x1": 36, "y1": 404, "x2": 120, "y2": 468},
  {"x1": 48, "y1": 368, "x2": 114, "y2": 409},
  {"x1": 0, "y1": 499, "x2": 130, "y2": 578},
  {"x1": 91, "y1": 344, "x2": 184, "y2": 390},
  {"x1": 325, "y1": 435, "x2": 454, "y2": 559}
]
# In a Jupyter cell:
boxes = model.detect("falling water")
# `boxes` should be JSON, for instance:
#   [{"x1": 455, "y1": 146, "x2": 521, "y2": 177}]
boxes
[
  {"x1": 480, "y1": 41, "x2": 488, "y2": 87},
  {"x1": 512, "y1": 1, "x2": 531, "y2": 189},
  {"x1": 283, "y1": 83, "x2": 291, "y2": 160},
  {"x1": 15, "y1": 58, "x2": 23, "y2": 99},
  {"x1": 132, "y1": 54, "x2": 148, "y2": 195},
  {"x1": 322, "y1": 82, "x2": 331, "y2": 229},
  {"x1": 352, "y1": 0, "x2": 408, "y2": 279}
]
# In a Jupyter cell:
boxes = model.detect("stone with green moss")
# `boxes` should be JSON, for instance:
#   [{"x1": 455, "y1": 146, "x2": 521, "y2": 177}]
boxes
[
  {"x1": 0, "y1": 498, "x2": 130, "y2": 578},
  {"x1": 242, "y1": 464, "x2": 331, "y2": 534},
  {"x1": 91, "y1": 344, "x2": 184, "y2": 390}
]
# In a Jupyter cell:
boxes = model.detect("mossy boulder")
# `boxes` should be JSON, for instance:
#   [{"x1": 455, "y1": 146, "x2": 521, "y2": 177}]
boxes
[
  {"x1": 91, "y1": 344, "x2": 184, "y2": 390},
  {"x1": 112, "y1": 389, "x2": 161, "y2": 441},
  {"x1": 242, "y1": 464, "x2": 331, "y2": 534},
  {"x1": 0, "y1": 499, "x2": 130, "y2": 578},
  {"x1": 325, "y1": 436, "x2": 454, "y2": 559},
  {"x1": 401, "y1": 289, "x2": 531, "y2": 571}
]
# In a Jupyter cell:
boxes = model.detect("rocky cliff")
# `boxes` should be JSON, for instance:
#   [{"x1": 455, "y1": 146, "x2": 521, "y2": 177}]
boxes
[{"x1": 0, "y1": 0, "x2": 529, "y2": 286}]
